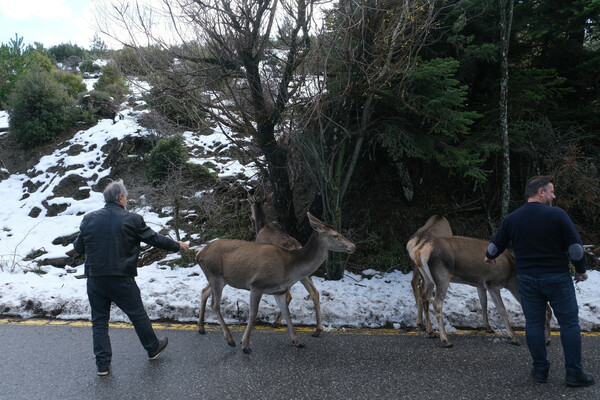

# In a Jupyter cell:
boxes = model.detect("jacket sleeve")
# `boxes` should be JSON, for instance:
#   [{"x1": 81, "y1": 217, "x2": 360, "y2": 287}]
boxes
[
  {"x1": 73, "y1": 217, "x2": 87, "y2": 254},
  {"x1": 486, "y1": 218, "x2": 510, "y2": 260},
  {"x1": 559, "y1": 210, "x2": 587, "y2": 273},
  {"x1": 134, "y1": 214, "x2": 181, "y2": 252}
]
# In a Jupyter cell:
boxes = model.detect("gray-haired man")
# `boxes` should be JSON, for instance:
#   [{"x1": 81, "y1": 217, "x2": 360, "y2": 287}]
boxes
[{"x1": 74, "y1": 180, "x2": 190, "y2": 376}]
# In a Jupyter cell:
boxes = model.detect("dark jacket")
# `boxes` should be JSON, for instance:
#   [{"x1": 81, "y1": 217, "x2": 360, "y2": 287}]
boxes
[
  {"x1": 486, "y1": 202, "x2": 586, "y2": 275},
  {"x1": 73, "y1": 202, "x2": 181, "y2": 277}
]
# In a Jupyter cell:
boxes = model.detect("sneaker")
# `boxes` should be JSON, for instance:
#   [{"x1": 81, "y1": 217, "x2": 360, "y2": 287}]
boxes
[
  {"x1": 531, "y1": 368, "x2": 549, "y2": 383},
  {"x1": 565, "y1": 371, "x2": 595, "y2": 387},
  {"x1": 97, "y1": 364, "x2": 111, "y2": 376},
  {"x1": 148, "y1": 337, "x2": 168, "y2": 360}
]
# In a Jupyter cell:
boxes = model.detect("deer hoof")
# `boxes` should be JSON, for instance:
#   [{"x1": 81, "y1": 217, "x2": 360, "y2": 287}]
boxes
[
  {"x1": 312, "y1": 328, "x2": 323, "y2": 337},
  {"x1": 227, "y1": 341, "x2": 236, "y2": 348},
  {"x1": 510, "y1": 339, "x2": 521, "y2": 346},
  {"x1": 198, "y1": 328, "x2": 206, "y2": 335},
  {"x1": 243, "y1": 347, "x2": 252, "y2": 354},
  {"x1": 295, "y1": 343, "x2": 306, "y2": 348},
  {"x1": 442, "y1": 342, "x2": 453, "y2": 348}
]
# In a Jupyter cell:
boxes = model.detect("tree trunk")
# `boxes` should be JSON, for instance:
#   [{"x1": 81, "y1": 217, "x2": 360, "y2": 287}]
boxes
[{"x1": 499, "y1": 0, "x2": 514, "y2": 218}]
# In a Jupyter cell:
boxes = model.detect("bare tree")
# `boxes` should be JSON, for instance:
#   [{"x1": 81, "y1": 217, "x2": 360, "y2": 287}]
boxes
[
  {"x1": 93, "y1": 0, "x2": 320, "y2": 236},
  {"x1": 292, "y1": 0, "x2": 439, "y2": 278}
]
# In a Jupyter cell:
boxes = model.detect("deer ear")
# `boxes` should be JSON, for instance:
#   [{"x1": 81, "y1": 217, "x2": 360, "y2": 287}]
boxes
[{"x1": 307, "y1": 212, "x2": 327, "y2": 233}]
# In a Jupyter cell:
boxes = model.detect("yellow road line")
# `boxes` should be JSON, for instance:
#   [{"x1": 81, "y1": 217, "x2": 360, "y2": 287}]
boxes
[{"x1": 1, "y1": 318, "x2": 599, "y2": 337}]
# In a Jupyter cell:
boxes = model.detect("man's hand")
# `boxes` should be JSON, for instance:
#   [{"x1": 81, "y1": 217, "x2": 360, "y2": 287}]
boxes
[
  {"x1": 574, "y1": 272, "x2": 588, "y2": 283},
  {"x1": 178, "y1": 241, "x2": 190, "y2": 251},
  {"x1": 484, "y1": 257, "x2": 496, "y2": 265}
]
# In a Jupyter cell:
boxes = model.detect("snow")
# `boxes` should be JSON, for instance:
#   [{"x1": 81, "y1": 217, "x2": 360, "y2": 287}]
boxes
[
  {"x1": 0, "y1": 110, "x2": 9, "y2": 135},
  {"x1": 1, "y1": 96, "x2": 599, "y2": 336}
]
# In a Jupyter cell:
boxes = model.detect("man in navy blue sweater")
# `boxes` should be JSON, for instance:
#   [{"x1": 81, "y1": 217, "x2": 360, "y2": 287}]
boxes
[{"x1": 484, "y1": 176, "x2": 594, "y2": 387}]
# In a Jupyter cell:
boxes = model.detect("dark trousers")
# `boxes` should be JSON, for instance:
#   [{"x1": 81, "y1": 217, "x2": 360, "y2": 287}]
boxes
[
  {"x1": 87, "y1": 276, "x2": 159, "y2": 367},
  {"x1": 517, "y1": 272, "x2": 583, "y2": 375}
]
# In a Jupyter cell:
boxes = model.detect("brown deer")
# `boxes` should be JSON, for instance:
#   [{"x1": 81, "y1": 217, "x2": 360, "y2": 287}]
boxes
[
  {"x1": 197, "y1": 193, "x2": 324, "y2": 337},
  {"x1": 249, "y1": 193, "x2": 324, "y2": 337},
  {"x1": 406, "y1": 215, "x2": 453, "y2": 330},
  {"x1": 195, "y1": 212, "x2": 356, "y2": 354},
  {"x1": 417, "y1": 235, "x2": 552, "y2": 348}
]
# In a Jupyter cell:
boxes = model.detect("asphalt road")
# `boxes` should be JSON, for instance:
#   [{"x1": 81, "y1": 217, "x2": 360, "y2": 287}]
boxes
[{"x1": 0, "y1": 319, "x2": 598, "y2": 400}]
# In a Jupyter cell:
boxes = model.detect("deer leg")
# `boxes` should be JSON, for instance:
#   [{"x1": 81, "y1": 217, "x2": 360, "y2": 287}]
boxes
[
  {"x1": 210, "y1": 279, "x2": 235, "y2": 347},
  {"x1": 420, "y1": 276, "x2": 435, "y2": 338},
  {"x1": 300, "y1": 276, "x2": 323, "y2": 337},
  {"x1": 477, "y1": 287, "x2": 493, "y2": 333},
  {"x1": 241, "y1": 290, "x2": 263, "y2": 354},
  {"x1": 274, "y1": 293, "x2": 304, "y2": 348},
  {"x1": 432, "y1": 280, "x2": 452, "y2": 348},
  {"x1": 487, "y1": 288, "x2": 520, "y2": 346},
  {"x1": 411, "y1": 268, "x2": 425, "y2": 330},
  {"x1": 272, "y1": 291, "x2": 291, "y2": 329},
  {"x1": 197, "y1": 284, "x2": 212, "y2": 334}
]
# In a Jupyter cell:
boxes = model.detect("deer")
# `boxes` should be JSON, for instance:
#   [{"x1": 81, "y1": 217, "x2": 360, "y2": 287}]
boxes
[
  {"x1": 249, "y1": 193, "x2": 324, "y2": 337},
  {"x1": 406, "y1": 215, "x2": 453, "y2": 330},
  {"x1": 197, "y1": 193, "x2": 324, "y2": 337},
  {"x1": 406, "y1": 215, "x2": 510, "y2": 335},
  {"x1": 195, "y1": 212, "x2": 356, "y2": 354},
  {"x1": 416, "y1": 235, "x2": 552, "y2": 348}
]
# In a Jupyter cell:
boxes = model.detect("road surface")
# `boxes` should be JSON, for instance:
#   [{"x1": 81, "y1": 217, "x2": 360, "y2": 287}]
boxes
[{"x1": 0, "y1": 319, "x2": 598, "y2": 400}]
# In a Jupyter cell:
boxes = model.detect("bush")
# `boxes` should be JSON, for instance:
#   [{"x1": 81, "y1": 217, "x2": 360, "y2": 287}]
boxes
[
  {"x1": 79, "y1": 59, "x2": 101, "y2": 74},
  {"x1": 49, "y1": 42, "x2": 86, "y2": 62},
  {"x1": 55, "y1": 70, "x2": 87, "y2": 97},
  {"x1": 113, "y1": 47, "x2": 147, "y2": 76},
  {"x1": 93, "y1": 63, "x2": 129, "y2": 103},
  {"x1": 77, "y1": 90, "x2": 118, "y2": 122},
  {"x1": 185, "y1": 162, "x2": 218, "y2": 185},
  {"x1": 8, "y1": 65, "x2": 78, "y2": 147},
  {"x1": 146, "y1": 135, "x2": 189, "y2": 182}
]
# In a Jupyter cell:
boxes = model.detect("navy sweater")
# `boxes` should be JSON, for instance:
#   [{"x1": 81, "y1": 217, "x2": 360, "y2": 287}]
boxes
[{"x1": 486, "y1": 202, "x2": 586, "y2": 275}]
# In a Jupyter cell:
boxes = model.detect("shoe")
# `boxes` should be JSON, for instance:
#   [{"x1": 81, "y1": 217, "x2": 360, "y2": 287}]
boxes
[
  {"x1": 97, "y1": 364, "x2": 110, "y2": 376},
  {"x1": 148, "y1": 337, "x2": 168, "y2": 360},
  {"x1": 531, "y1": 368, "x2": 549, "y2": 383},
  {"x1": 565, "y1": 371, "x2": 595, "y2": 387}
]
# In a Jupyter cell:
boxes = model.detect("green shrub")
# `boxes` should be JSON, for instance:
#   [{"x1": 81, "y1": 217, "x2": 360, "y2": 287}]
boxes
[
  {"x1": 8, "y1": 65, "x2": 78, "y2": 147},
  {"x1": 146, "y1": 135, "x2": 189, "y2": 182},
  {"x1": 93, "y1": 63, "x2": 129, "y2": 103},
  {"x1": 79, "y1": 59, "x2": 101, "y2": 74},
  {"x1": 0, "y1": 35, "x2": 27, "y2": 106},
  {"x1": 55, "y1": 70, "x2": 87, "y2": 97},
  {"x1": 77, "y1": 90, "x2": 118, "y2": 122},
  {"x1": 113, "y1": 46, "x2": 147, "y2": 76},
  {"x1": 185, "y1": 162, "x2": 218, "y2": 186},
  {"x1": 49, "y1": 42, "x2": 86, "y2": 62}
]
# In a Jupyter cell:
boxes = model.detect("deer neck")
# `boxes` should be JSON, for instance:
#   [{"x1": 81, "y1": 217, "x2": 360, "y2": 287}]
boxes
[
  {"x1": 252, "y1": 203, "x2": 266, "y2": 234},
  {"x1": 286, "y1": 231, "x2": 328, "y2": 281}
]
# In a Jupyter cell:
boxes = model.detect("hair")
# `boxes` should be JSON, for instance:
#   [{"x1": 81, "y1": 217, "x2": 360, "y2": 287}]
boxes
[
  {"x1": 103, "y1": 179, "x2": 128, "y2": 203},
  {"x1": 524, "y1": 175, "x2": 553, "y2": 199}
]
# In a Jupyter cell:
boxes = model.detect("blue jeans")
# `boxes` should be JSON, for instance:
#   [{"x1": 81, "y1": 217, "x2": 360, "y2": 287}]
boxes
[
  {"x1": 517, "y1": 273, "x2": 582, "y2": 375},
  {"x1": 87, "y1": 276, "x2": 159, "y2": 368}
]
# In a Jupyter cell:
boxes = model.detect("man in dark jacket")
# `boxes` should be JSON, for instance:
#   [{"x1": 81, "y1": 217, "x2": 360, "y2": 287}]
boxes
[
  {"x1": 74, "y1": 180, "x2": 189, "y2": 376},
  {"x1": 484, "y1": 176, "x2": 594, "y2": 387}
]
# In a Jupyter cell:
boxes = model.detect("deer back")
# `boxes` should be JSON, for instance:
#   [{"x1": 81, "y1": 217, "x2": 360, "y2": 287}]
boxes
[
  {"x1": 425, "y1": 236, "x2": 515, "y2": 287},
  {"x1": 256, "y1": 223, "x2": 302, "y2": 250},
  {"x1": 196, "y1": 239, "x2": 296, "y2": 291}
]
